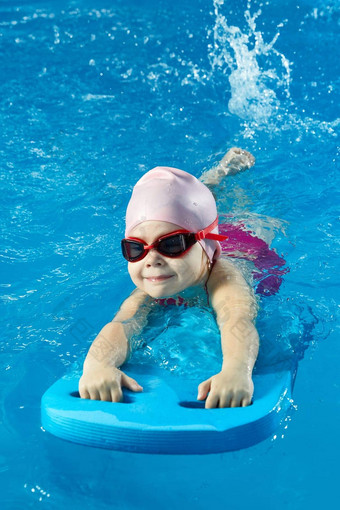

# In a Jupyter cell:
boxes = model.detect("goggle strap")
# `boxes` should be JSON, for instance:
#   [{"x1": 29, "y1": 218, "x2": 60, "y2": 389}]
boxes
[
  {"x1": 195, "y1": 217, "x2": 228, "y2": 242},
  {"x1": 204, "y1": 232, "x2": 228, "y2": 241}
]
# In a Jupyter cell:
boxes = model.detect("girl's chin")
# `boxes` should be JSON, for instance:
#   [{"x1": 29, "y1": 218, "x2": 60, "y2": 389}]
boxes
[
  {"x1": 142, "y1": 279, "x2": 181, "y2": 298},
  {"x1": 144, "y1": 285, "x2": 180, "y2": 299}
]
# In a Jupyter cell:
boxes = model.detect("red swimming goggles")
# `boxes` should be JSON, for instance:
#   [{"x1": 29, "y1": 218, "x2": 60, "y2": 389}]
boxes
[{"x1": 121, "y1": 217, "x2": 228, "y2": 262}]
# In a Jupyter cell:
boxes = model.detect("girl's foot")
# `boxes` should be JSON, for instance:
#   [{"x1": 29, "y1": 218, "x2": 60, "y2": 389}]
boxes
[
  {"x1": 200, "y1": 147, "x2": 255, "y2": 187},
  {"x1": 218, "y1": 147, "x2": 255, "y2": 176}
]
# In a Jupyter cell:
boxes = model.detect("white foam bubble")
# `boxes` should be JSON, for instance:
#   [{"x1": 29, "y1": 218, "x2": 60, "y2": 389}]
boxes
[{"x1": 209, "y1": 1, "x2": 292, "y2": 125}]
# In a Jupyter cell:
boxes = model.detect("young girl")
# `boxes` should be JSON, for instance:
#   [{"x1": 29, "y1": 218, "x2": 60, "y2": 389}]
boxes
[{"x1": 79, "y1": 148, "x2": 259, "y2": 408}]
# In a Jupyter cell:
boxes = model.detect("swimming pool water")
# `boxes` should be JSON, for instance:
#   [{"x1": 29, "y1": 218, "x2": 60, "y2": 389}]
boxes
[{"x1": 0, "y1": 0, "x2": 339, "y2": 508}]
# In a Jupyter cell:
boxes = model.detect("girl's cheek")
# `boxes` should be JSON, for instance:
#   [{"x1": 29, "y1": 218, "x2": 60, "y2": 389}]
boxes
[{"x1": 127, "y1": 265, "x2": 140, "y2": 286}]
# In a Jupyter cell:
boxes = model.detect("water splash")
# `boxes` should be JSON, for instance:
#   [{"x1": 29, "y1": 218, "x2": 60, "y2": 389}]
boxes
[{"x1": 209, "y1": 0, "x2": 291, "y2": 125}]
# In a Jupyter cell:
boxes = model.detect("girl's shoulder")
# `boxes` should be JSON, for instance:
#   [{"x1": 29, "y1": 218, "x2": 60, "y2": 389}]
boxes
[
  {"x1": 208, "y1": 257, "x2": 248, "y2": 294},
  {"x1": 210, "y1": 257, "x2": 240, "y2": 278}
]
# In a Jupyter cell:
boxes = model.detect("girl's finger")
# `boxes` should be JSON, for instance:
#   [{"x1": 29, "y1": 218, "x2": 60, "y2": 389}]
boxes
[
  {"x1": 110, "y1": 387, "x2": 123, "y2": 403},
  {"x1": 241, "y1": 396, "x2": 251, "y2": 407},
  {"x1": 231, "y1": 391, "x2": 251, "y2": 408},
  {"x1": 121, "y1": 374, "x2": 143, "y2": 392},
  {"x1": 205, "y1": 392, "x2": 219, "y2": 409},
  {"x1": 197, "y1": 379, "x2": 211, "y2": 400},
  {"x1": 229, "y1": 390, "x2": 243, "y2": 408},
  {"x1": 79, "y1": 387, "x2": 90, "y2": 399},
  {"x1": 218, "y1": 393, "x2": 232, "y2": 408},
  {"x1": 88, "y1": 388, "x2": 100, "y2": 401},
  {"x1": 99, "y1": 388, "x2": 112, "y2": 402},
  {"x1": 230, "y1": 396, "x2": 242, "y2": 408}
]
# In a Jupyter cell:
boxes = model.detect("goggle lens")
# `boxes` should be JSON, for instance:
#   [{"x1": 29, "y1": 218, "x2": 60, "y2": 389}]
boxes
[
  {"x1": 121, "y1": 240, "x2": 145, "y2": 261},
  {"x1": 121, "y1": 233, "x2": 196, "y2": 262},
  {"x1": 157, "y1": 233, "x2": 192, "y2": 256}
]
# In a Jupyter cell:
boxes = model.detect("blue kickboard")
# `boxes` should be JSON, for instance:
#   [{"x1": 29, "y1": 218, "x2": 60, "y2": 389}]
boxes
[{"x1": 41, "y1": 367, "x2": 294, "y2": 454}]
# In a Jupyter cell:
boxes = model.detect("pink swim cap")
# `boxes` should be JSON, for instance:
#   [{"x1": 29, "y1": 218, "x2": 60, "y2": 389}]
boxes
[{"x1": 125, "y1": 166, "x2": 222, "y2": 262}]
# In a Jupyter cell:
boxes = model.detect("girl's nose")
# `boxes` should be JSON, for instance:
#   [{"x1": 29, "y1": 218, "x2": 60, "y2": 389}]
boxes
[{"x1": 145, "y1": 248, "x2": 165, "y2": 267}]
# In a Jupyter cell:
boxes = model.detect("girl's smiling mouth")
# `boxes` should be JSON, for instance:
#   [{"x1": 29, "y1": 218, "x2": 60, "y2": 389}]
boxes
[{"x1": 145, "y1": 275, "x2": 174, "y2": 283}]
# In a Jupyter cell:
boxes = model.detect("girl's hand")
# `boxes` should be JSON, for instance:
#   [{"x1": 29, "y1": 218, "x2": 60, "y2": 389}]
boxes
[
  {"x1": 79, "y1": 366, "x2": 143, "y2": 402},
  {"x1": 197, "y1": 368, "x2": 254, "y2": 408}
]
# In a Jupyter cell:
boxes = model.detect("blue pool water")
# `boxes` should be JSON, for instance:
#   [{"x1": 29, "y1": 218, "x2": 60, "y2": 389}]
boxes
[{"x1": 0, "y1": 0, "x2": 339, "y2": 508}]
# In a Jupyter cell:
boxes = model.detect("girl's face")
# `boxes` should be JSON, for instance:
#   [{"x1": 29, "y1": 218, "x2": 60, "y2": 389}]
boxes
[{"x1": 127, "y1": 220, "x2": 210, "y2": 298}]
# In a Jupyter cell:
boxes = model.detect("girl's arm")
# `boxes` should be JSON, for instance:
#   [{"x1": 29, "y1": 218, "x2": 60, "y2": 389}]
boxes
[
  {"x1": 198, "y1": 258, "x2": 259, "y2": 408},
  {"x1": 79, "y1": 288, "x2": 152, "y2": 402}
]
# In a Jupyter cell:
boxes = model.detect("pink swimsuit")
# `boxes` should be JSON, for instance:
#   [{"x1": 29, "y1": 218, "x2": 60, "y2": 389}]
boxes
[
  {"x1": 156, "y1": 295, "x2": 188, "y2": 307},
  {"x1": 219, "y1": 222, "x2": 288, "y2": 296}
]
